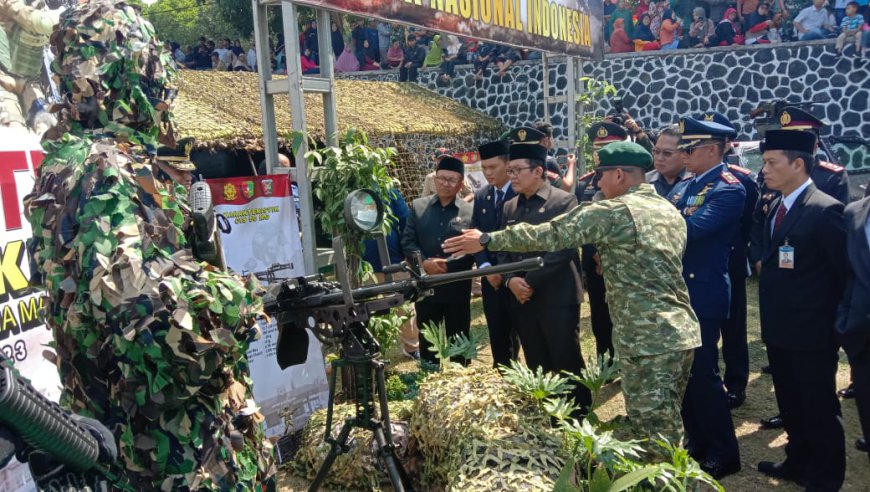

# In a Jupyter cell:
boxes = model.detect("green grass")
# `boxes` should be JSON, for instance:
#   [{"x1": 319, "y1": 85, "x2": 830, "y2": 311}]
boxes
[{"x1": 277, "y1": 279, "x2": 869, "y2": 491}]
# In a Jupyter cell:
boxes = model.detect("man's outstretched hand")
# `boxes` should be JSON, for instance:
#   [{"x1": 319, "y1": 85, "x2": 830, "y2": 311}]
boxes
[{"x1": 442, "y1": 229, "x2": 485, "y2": 255}]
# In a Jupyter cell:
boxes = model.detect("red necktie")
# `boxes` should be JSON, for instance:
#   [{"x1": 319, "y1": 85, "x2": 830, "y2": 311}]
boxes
[{"x1": 773, "y1": 203, "x2": 787, "y2": 233}]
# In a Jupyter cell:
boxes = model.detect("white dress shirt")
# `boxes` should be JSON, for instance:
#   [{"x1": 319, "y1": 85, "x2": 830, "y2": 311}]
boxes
[{"x1": 771, "y1": 178, "x2": 813, "y2": 234}]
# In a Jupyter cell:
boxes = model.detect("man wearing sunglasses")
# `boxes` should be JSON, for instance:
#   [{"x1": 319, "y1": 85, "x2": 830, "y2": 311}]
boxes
[
  {"x1": 666, "y1": 117, "x2": 744, "y2": 479},
  {"x1": 443, "y1": 141, "x2": 701, "y2": 454},
  {"x1": 574, "y1": 121, "x2": 630, "y2": 361},
  {"x1": 699, "y1": 111, "x2": 760, "y2": 410}
]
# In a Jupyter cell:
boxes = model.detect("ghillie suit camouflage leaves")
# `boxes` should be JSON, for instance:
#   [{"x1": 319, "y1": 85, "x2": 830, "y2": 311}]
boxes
[{"x1": 23, "y1": 1, "x2": 276, "y2": 489}]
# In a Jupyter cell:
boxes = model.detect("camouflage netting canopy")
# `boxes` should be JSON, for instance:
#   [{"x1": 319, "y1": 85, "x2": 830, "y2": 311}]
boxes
[
  {"x1": 174, "y1": 71, "x2": 503, "y2": 200},
  {"x1": 295, "y1": 367, "x2": 567, "y2": 491},
  {"x1": 174, "y1": 71, "x2": 503, "y2": 151}
]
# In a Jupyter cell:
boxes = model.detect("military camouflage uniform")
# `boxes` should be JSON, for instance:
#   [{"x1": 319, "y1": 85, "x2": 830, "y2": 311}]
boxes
[
  {"x1": 488, "y1": 183, "x2": 702, "y2": 447},
  {"x1": 22, "y1": 2, "x2": 275, "y2": 490},
  {"x1": 0, "y1": 0, "x2": 58, "y2": 128}
]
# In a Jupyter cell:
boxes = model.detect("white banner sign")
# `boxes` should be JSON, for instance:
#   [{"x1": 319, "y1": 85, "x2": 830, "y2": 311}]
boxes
[{"x1": 208, "y1": 174, "x2": 328, "y2": 442}]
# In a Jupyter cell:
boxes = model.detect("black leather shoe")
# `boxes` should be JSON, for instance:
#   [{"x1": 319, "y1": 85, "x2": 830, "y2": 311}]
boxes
[
  {"x1": 759, "y1": 414, "x2": 784, "y2": 429},
  {"x1": 757, "y1": 461, "x2": 805, "y2": 485},
  {"x1": 761, "y1": 365, "x2": 772, "y2": 374},
  {"x1": 727, "y1": 390, "x2": 746, "y2": 409},
  {"x1": 837, "y1": 385, "x2": 855, "y2": 399},
  {"x1": 857, "y1": 438, "x2": 868, "y2": 453},
  {"x1": 701, "y1": 459, "x2": 741, "y2": 479}
]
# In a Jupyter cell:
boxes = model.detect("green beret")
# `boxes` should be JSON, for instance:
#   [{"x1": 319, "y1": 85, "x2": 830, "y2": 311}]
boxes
[{"x1": 597, "y1": 141, "x2": 653, "y2": 171}]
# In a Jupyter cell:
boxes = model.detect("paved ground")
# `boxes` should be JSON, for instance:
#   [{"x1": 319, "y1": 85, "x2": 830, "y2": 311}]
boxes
[{"x1": 278, "y1": 278, "x2": 869, "y2": 491}]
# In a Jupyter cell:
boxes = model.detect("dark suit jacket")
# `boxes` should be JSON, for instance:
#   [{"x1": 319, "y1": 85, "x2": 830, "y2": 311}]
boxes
[
  {"x1": 471, "y1": 183, "x2": 515, "y2": 268},
  {"x1": 837, "y1": 197, "x2": 870, "y2": 357},
  {"x1": 497, "y1": 182, "x2": 582, "y2": 309},
  {"x1": 401, "y1": 194, "x2": 474, "y2": 303},
  {"x1": 759, "y1": 183, "x2": 848, "y2": 351}
]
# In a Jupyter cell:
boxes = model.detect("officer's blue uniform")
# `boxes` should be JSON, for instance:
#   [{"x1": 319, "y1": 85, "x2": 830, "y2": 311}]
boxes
[
  {"x1": 668, "y1": 118, "x2": 742, "y2": 467},
  {"x1": 472, "y1": 181, "x2": 518, "y2": 367},
  {"x1": 698, "y1": 111, "x2": 760, "y2": 398}
]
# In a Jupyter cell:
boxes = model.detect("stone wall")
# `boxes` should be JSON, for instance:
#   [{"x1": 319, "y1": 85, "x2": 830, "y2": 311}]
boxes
[{"x1": 340, "y1": 40, "x2": 869, "y2": 146}]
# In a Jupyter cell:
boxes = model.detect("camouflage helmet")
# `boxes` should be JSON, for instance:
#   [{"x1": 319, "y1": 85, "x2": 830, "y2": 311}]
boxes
[{"x1": 47, "y1": 0, "x2": 177, "y2": 150}]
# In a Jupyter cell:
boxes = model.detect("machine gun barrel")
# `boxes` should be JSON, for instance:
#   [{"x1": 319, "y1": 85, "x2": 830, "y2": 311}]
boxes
[{"x1": 313, "y1": 257, "x2": 544, "y2": 305}]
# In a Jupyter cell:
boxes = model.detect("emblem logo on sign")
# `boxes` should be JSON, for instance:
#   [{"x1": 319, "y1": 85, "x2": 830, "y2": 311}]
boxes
[
  {"x1": 780, "y1": 111, "x2": 792, "y2": 126},
  {"x1": 262, "y1": 179, "x2": 274, "y2": 196},
  {"x1": 242, "y1": 181, "x2": 255, "y2": 199},
  {"x1": 517, "y1": 129, "x2": 527, "y2": 141},
  {"x1": 224, "y1": 183, "x2": 238, "y2": 201}
]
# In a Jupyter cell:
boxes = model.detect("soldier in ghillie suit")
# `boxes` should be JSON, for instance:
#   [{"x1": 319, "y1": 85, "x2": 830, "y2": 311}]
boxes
[{"x1": 23, "y1": 1, "x2": 277, "y2": 490}]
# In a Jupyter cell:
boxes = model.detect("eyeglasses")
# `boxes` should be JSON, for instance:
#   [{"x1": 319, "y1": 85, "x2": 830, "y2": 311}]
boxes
[
  {"x1": 682, "y1": 143, "x2": 718, "y2": 155},
  {"x1": 652, "y1": 148, "x2": 679, "y2": 158},
  {"x1": 506, "y1": 166, "x2": 533, "y2": 176},
  {"x1": 434, "y1": 175, "x2": 462, "y2": 185}
]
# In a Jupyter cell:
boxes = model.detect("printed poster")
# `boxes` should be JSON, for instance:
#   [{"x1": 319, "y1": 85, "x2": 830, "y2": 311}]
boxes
[
  {"x1": 456, "y1": 151, "x2": 486, "y2": 193},
  {"x1": 208, "y1": 174, "x2": 329, "y2": 445}
]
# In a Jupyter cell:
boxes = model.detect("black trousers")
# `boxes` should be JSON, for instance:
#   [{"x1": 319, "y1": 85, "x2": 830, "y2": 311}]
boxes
[
  {"x1": 481, "y1": 280, "x2": 519, "y2": 368},
  {"x1": 512, "y1": 305, "x2": 591, "y2": 411},
  {"x1": 767, "y1": 344, "x2": 844, "y2": 491},
  {"x1": 721, "y1": 273, "x2": 749, "y2": 393},
  {"x1": 581, "y1": 251, "x2": 614, "y2": 358},
  {"x1": 850, "y1": 344, "x2": 870, "y2": 455},
  {"x1": 681, "y1": 317, "x2": 740, "y2": 463},
  {"x1": 415, "y1": 299, "x2": 470, "y2": 365},
  {"x1": 399, "y1": 64, "x2": 419, "y2": 82}
]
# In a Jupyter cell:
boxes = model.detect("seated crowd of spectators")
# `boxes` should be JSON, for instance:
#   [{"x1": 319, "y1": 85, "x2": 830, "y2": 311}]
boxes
[
  {"x1": 169, "y1": 0, "x2": 868, "y2": 77},
  {"x1": 605, "y1": 0, "x2": 869, "y2": 56}
]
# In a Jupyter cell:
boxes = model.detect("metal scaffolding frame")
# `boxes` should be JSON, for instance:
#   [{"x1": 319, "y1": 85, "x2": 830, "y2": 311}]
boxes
[
  {"x1": 252, "y1": 0, "x2": 338, "y2": 274},
  {"x1": 541, "y1": 54, "x2": 584, "y2": 171}
]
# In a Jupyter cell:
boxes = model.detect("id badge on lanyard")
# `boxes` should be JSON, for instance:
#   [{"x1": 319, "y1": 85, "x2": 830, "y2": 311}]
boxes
[{"x1": 778, "y1": 239, "x2": 794, "y2": 269}]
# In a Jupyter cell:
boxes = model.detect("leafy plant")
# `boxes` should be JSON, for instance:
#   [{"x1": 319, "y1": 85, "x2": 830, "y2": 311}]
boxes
[
  {"x1": 418, "y1": 320, "x2": 484, "y2": 369},
  {"x1": 385, "y1": 373, "x2": 409, "y2": 401},
  {"x1": 568, "y1": 353, "x2": 620, "y2": 409},
  {"x1": 640, "y1": 439, "x2": 725, "y2": 492},
  {"x1": 576, "y1": 77, "x2": 618, "y2": 169},
  {"x1": 305, "y1": 129, "x2": 400, "y2": 286},
  {"x1": 368, "y1": 308, "x2": 409, "y2": 355},
  {"x1": 385, "y1": 371, "x2": 424, "y2": 401},
  {"x1": 500, "y1": 360, "x2": 573, "y2": 407}
]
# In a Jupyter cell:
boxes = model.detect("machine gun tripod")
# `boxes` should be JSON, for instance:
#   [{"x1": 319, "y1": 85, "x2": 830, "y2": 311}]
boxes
[{"x1": 262, "y1": 190, "x2": 543, "y2": 492}]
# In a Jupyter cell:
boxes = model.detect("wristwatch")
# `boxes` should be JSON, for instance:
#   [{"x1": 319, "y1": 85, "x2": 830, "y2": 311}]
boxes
[{"x1": 479, "y1": 233, "x2": 491, "y2": 248}]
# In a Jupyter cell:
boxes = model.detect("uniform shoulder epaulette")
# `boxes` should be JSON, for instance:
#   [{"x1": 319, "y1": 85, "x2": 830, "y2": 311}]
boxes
[
  {"x1": 579, "y1": 171, "x2": 595, "y2": 181},
  {"x1": 720, "y1": 171, "x2": 739, "y2": 185},
  {"x1": 727, "y1": 164, "x2": 752, "y2": 175},
  {"x1": 818, "y1": 161, "x2": 845, "y2": 173}
]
